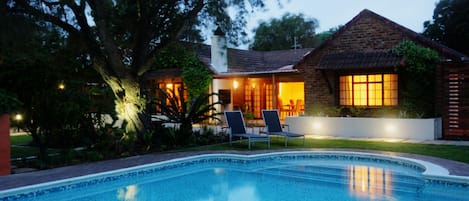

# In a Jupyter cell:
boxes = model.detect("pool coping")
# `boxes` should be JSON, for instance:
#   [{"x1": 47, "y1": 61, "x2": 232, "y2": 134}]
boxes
[{"x1": 1, "y1": 149, "x2": 469, "y2": 191}]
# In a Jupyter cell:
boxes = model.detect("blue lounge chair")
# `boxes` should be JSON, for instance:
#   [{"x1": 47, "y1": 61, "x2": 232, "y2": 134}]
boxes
[
  {"x1": 224, "y1": 110, "x2": 270, "y2": 149},
  {"x1": 262, "y1": 109, "x2": 305, "y2": 147}
]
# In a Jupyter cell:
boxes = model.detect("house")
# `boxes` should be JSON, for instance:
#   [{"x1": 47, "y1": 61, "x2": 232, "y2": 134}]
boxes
[
  {"x1": 294, "y1": 9, "x2": 469, "y2": 139},
  {"x1": 145, "y1": 9, "x2": 469, "y2": 139},
  {"x1": 146, "y1": 27, "x2": 312, "y2": 120}
]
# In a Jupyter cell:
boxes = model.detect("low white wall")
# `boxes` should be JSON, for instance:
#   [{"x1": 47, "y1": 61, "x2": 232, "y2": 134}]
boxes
[{"x1": 285, "y1": 116, "x2": 442, "y2": 141}]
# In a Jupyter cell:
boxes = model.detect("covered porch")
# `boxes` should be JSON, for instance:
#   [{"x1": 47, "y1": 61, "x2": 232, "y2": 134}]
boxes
[{"x1": 213, "y1": 72, "x2": 305, "y2": 120}]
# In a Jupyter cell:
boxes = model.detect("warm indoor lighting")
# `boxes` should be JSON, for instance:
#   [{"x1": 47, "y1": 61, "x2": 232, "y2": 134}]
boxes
[
  {"x1": 233, "y1": 80, "x2": 239, "y2": 89},
  {"x1": 166, "y1": 83, "x2": 173, "y2": 89}
]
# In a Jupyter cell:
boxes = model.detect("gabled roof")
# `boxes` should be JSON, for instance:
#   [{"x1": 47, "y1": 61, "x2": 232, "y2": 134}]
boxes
[
  {"x1": 317, "y1": 51, "x2": 403, "y2": 70},
  {"x1": 194, "y1": 44, "x2": 312, "y2": 75},
  {"x1": 296, "y1": 9, "x2": 467, "y2": 69}
]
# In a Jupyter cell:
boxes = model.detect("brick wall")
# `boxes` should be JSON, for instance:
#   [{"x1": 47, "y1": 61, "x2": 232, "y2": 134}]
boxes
[{"x1": 299, "y1": 11, "x2": 407, "y2": 110}]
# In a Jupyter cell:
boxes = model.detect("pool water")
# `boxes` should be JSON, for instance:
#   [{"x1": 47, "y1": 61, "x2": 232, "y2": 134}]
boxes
[{"x1": 1, "y1": 152, "x2": 469, "y2": 201}]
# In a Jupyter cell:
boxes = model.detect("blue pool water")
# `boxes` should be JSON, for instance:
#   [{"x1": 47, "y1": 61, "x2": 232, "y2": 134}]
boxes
[{"x1": 1, "y1": 151, "x2": 469, "y2": 201}]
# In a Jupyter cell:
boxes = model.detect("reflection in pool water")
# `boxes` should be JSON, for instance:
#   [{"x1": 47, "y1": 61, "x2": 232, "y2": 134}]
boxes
[
  {"x1": 1, "y1": 152, "x2": 468, "y2": 201},
  {"x1": 348, "y1": 165, "x2": 392, "y2": 199},
  {"x1": 117, "y1": 185, "x2": 138, "y2": 201}
]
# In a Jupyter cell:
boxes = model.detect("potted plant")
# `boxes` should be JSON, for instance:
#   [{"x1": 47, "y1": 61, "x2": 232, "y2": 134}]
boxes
[{"x1": 0, "y1": 89, "x2": 22, "y2": 175}]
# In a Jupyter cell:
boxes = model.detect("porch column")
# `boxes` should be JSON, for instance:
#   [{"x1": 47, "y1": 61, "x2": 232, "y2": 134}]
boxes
[{"x1": 272, "y1": 74, "x2": 277, "y2": 109}]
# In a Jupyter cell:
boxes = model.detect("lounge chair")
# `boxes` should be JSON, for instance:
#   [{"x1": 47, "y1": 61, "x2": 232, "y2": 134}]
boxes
[
  {"x1": 262, "y1": 109, "x2": 305, "y2": 147},
  {"x1": 224, "y1": 110, "x2": 270, "y2": 149}
]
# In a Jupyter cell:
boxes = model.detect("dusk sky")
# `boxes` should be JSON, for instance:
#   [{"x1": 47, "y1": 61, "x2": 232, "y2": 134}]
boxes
[{"x1": 236, "y1": 0, "x2": 439, "y2": 49}]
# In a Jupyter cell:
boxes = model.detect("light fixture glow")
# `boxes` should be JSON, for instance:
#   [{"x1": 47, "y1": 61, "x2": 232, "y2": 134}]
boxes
[
  {"x1": 166, "y1": 83, "x2": 173, "y2": 89},
  {"x1": 313, "y1": 122, "x2": 321, "y2": 129},
  {"x1": 233, "y1": 80, "x2": 239, "y2": 89},
  {"x1": 14, "y1": 114, "x2": 23, "y2": 121},
  {"x1": 58, "y1": 83, "x2": 65, "y2": 90},
  {"x1": 385, "y1": 124, "x2": 396, "y2": 133}
]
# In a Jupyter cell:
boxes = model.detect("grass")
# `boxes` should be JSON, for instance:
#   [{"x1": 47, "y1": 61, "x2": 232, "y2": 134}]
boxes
[
  {"x1": 186, "y1": 137, "x2": 469, "y2": 164},
  {"x1": 10, "y1": 135, "x2": 60, "y2": 159},
  {"x1": 9, "y1": 134, "x2": 469, "y2": 164},
  {"x1": 10, "y1": 134, "x2": 33, "y2": 145}
]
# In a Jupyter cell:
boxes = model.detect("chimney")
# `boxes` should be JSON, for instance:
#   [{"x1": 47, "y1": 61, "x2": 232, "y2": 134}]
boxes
[{"x1": 211, "y1": 27, "x2": 228, "y2": 73}]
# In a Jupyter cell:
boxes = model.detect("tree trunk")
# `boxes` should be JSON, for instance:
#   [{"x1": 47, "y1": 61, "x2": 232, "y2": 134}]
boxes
[{"x1": 106, "y1": 77, "x2": 148, "y2": 136}]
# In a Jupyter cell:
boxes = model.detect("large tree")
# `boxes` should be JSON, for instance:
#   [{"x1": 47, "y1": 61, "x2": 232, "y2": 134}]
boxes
[
  {"x1": 250, "y1": 13, "x2": 319, "y2": 51},
  {"x1": 7, "y1": 0, "x2": 265, "y2": 136},
  {"x1": 423, "y1": 0, "x2": 469, "y2": 55}
]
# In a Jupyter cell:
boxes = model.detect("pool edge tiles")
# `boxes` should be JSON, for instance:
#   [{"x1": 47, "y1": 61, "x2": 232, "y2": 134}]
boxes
[{"x1": 1, "y1": 151, "x2": 468, "y2": 200}]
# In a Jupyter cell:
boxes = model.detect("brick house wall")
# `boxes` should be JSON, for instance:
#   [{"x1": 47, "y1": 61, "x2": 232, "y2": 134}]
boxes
[{"x1": 296, "y1": 9, "x2": 466, "y2": 113}]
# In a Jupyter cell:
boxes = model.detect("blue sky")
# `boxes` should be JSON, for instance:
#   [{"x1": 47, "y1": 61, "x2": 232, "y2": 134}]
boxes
[{"x1": 236, "y1": 0, "x2": 438, "y2": 49}]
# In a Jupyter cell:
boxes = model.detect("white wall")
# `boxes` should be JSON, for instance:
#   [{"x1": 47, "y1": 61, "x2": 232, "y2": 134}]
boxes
[
  {"x1": 285, "y1": 116, "x2": 442, "y2": 141},
  {"x1": 210, "y1": 35, "x2": 227, "y2": 73}
]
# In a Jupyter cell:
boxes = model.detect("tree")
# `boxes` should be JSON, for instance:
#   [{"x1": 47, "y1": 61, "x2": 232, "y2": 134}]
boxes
[
  {"x1": 7, "y1": 0, "x2": 265, "y2": 137},
  {"x1": 423, "y1": 0, "x2": 469, "y2": 55},
  {"x1": 315, "y1": 26, "x2": 342, "y2": 43},
  {"x1": 250, "y1": 13, "x2": 319, "y2": 51}
]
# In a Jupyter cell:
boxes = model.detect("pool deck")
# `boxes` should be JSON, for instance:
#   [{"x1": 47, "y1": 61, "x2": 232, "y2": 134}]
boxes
[{"x1": 1, "y1": 148, "x2": 469, "y2": 191}]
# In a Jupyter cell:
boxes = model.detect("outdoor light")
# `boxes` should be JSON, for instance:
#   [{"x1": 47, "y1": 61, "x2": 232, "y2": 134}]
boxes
[
  {"x1": 58, "y1": 82, "x2": 65, "y2": 90},
  {"x1": 385, "y1": 124, "x2": 396, "y2": 133},
  {"x1": 14, "y1": 114, "x2": 23, "y2": 121},
  {"x1": 233, "y1": 80, "x2": 239, "y2": 89},
  {"x1": 313, "y1": 122, "x2": 321, "y2": 129}
]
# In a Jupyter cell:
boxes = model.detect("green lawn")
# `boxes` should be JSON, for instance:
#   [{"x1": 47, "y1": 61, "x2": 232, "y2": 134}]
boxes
[
  {"x1": 10, "y1": 134, "x2": 32, "y2": 145},
  {"x1": 10, "y1": 134, "x2": 469, "y2": 164},
  {"x1": 186, "y1": 137, "x2": 469, "y2": 164}
]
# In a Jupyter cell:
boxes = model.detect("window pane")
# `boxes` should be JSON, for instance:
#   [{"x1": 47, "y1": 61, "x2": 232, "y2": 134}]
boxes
[
  {"x1": 369, "y1": 83, "x2": 382, "y2": 106},
  {"x1": 354, "y1": 75, "x2": 367, "y2": 83},
  {"x1": 383, "y1": 74, "x2": 398, "y2": 106},
  {"x1": 368, "y1": 74, "x2": 382, "y2": 82},
  {"x1": 354, "y1": 84, "x2": 367, "y2": 106}
]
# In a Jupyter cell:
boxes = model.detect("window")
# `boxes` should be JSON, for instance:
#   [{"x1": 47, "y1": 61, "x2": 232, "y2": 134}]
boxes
[{"x1": 339, "y1": 74, "x2": 397, "y2": 107}]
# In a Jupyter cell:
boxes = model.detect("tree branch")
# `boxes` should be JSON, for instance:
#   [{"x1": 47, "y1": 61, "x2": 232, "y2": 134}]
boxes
[{"x1": 139, "y1": 0, "x2": 206, "y2": 75}]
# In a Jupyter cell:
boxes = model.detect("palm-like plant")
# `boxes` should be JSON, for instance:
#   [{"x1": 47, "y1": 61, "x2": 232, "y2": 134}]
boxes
[{"x1": 153, "y1": 88, "x2": 221, "y2": 145}]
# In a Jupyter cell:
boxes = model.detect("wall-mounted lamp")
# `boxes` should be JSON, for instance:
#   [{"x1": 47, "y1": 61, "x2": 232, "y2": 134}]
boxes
[{"x1": 233, "y1": 80, "x2": 239, "y2": 89}]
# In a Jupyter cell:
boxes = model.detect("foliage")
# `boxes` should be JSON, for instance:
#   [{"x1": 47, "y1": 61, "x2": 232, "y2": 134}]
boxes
[
  {"x1": 7, "y1": 0, "x2": 266, "y2": 134},
  {"x1": 423, "y1": 0, "x2": 469, "y2": 55},
  {"x1": 155, "y1": 44, "x2": 212, "y2": 99},
  {"x1": 305, "y1": 104, "x2": 343, "y2": 117},
  {"x1": 153, "y1": 88, "x2": 222, "y2": 146},
  {"x1": 315, "y1": 26, "x2": 342, "y2": 44},
  {"x1": 0, "y1": 89, "x2": 22, "y2": 114},
  {"x1": 182, "y1": 64, "x2": 212, "y2": 99},
  {"x1": 392, "y1": 40, "x2": 440, "y2": 117},
  {"x1": 250, "y1": 13, "x2": 320, "y2": 50}
]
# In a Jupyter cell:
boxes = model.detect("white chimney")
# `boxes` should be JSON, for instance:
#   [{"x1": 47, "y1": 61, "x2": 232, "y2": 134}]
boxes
[{"x1": 211, "y1": 27, "x2": 228, "y2": 73}]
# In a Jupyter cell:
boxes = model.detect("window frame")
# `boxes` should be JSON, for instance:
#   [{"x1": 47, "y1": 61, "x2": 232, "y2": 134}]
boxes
[{"x1": 338, "y1": 73, "x2": 398, "y2": 107}]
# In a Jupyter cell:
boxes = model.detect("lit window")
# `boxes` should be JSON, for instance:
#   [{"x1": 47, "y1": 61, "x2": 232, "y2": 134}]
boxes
[{"x1": 339, "y1": 74, "x2": 397, "y2": 107}]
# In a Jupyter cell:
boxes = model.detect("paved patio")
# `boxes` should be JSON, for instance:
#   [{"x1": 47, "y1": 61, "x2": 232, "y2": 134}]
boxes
[{"x1": 1, "y1": 148, "x2": 469, "y2": 191}]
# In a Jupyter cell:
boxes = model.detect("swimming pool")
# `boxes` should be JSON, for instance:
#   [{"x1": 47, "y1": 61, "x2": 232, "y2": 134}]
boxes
[{"x1": 1, "y1": 151, "x2": 468, "y2": 201}]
